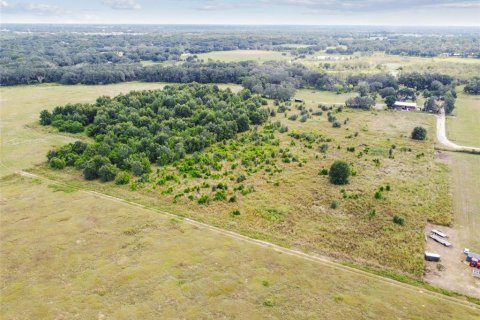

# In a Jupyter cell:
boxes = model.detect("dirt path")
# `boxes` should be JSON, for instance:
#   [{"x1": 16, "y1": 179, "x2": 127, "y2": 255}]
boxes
[
  {"x1": 17, "y1": 170, "x2": 480, "y2": 310},
  {"x1": 437, "y1": 110, "x2": 480, "y2": 152}
]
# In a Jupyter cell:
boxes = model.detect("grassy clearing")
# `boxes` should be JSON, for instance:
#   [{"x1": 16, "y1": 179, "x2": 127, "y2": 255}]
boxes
[
  {"x1": 1, "y1": 175, "x2": 478, "y2": 319},
  {"x1": 297, "y1": 52, "x2": 480, "y2": 79},
  {"x1": 0, "y1": 82, "x2": 242, "y2": 177},
  {"x1": 446, "y1": 89, "x2": 480, "y2": 147},
  {"x1": 34, "y1": 90, "x2": 451, "y2": 278},
  {"x1": 197, "y1": 50, "x2": 293, "y2": 63},
  {"x1": 294, "y1": 89, "x2": 357, "y2": 105},
  {"x1": 448, "y1": 152, "x2": 480, "y2": 252}
]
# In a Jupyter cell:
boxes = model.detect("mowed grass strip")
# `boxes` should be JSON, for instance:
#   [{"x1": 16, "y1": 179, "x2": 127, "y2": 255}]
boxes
[
  {"x1": 448, "y1": 152, "x2": 480, "y2": 252},
  {"x1": 446, "y1": 89, "x2": 480, "y2": 147},
  {"x1": 1, "y1": 175, "x2": 478, "y2": 319}
]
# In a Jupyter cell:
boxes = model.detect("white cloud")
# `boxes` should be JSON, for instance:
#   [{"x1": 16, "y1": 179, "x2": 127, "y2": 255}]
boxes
[
  {"x1": 1, "y1": 2, "x2": 68, "y2": 16},
  {"x1": 102, "y1": 0, "x2": 141, "y2": 10}
]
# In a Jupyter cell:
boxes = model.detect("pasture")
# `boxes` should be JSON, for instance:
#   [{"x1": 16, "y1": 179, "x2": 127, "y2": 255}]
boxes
[
  {"x1": 196, "y1": 50, "x2": 293, "y2": 63},
  {"x1": 297, "y1": 52, "x2": 480, "y2": 80},
  {"x1": 446, "y1": 90, "x2": 480, "y2": 147},
  {"x1": 33, "y1": 88, "x2": 451, "y2": 278},
  {"x1": 1, "y1": 174, "x2": 478, "y2": 319}
]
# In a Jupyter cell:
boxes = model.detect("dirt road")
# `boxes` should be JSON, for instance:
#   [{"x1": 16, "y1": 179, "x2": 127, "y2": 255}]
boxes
[
  {"x1": 18, "y1": 170, "x2": 480, "y2": 310},
  {"x1": 437, "y1": 110, "x2": 480, "y2": 152}
]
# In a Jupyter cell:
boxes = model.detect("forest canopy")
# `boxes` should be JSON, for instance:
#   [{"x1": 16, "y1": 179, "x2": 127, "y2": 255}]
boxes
[{"x1": 41, "y1": 84, "x2": 272, "y2": 181}]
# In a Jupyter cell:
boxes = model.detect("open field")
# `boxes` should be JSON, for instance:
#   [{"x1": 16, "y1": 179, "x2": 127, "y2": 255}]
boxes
[
  {"x1": 33, "y1": 88, "x2": 452, "y2": 278},
  {"x1": 0, "y1": 82, "x2": 242, "y2": 177},
  {"x1": 294, "y1": 89, "x2": 357, "y2": 105},
  {"x1": 196, "y1": 50, "x2": 293, "y2": 63},
  {"x1": 446, "y1": 90, "x2": 480, "y2": 147},
  {"x1": 297, "y1": 52, "x2": 480, "y2": 79},
  {"x1": 449, "y1": 152, "x2": 480, "y2": 253},
  {"x1": 1, "y1": 174, "x2": 479, "y2": 319}
]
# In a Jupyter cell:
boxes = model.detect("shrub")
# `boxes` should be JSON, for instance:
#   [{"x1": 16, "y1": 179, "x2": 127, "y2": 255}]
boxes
[
  {"x1": 288, "y1": 114, "x2": 298, "y2": 121},
  {"x1": 49, "y1": 157, "x2": 66, "y2": 169},
  {"x1": 230, "y1": 210, "x2": 241, "y2": 216},
  {"x1": 319, "y1": 143, "x2": 329, "y2": 153},
  {"x1": 83, "y1": 162, "x2": 98, "y2": 180},
  {"x1": 319, "y1": 168, "x2": 329, "y2": 176},
  {"x1": 214, "y1": 191, "x2": 227, "y2": 201},
  {"x1": 374, "y1": 191, "x2": 382, "y2": 199},
  {"x1": 229, "y1": 195, "x2": 237, "y2": 203},
  {"x1": 39, "y1": 110, "x2": 52, "y2": 125},
  {"x1": 115, "y1": 171, "x2": 131, "y2": 185},
  {"x1": 393, "y1": 215, "x2": 405, "y2": 225},
  {"x1": 411, "y1": 127, "x2": 427, "y2": 140},
  {"x1": 332, "y1": 121, "x2": 341, "y2": 128},
  {"x1": 329, "y1": 160, "x2": 351, "y2": 185},
  {"x1": 98, "y1": 164, "x2": 118, "y2": 182},
  {"x1": 198, "y1": 195, "x2": 210, "y2": 204},
  {"x1": 236, "y1": 174, "x2": 246, "y2": 183},
  {"x1": 330, "y1": 200, "x2": 338, "y2": 209}
]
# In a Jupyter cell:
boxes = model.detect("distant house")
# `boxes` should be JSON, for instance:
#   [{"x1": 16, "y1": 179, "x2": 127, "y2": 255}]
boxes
[
  {"x1": 393, "y1": 101, "x2": 417, "y2": 111},
  {"x1": 294, "y1": 98, "x2": 304, "y2": 103}
]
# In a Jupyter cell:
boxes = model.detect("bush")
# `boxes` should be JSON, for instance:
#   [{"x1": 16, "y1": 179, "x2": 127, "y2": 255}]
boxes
[
  {"x1": 329, "y1": 160, "x2": 351, "y2": 185},
  {"x1": 115, "y1": 171, "x2": 131, "y2": 185},
  {"x1": 39, "y1": 110, "x2": 52, "y2": 125},
  {"x1": 332, "y1": 121, "x2": 341, "y2": 128},
  {"x1": 198, "y1": 195, "x2": 210, "y2": 204},
  {"x1": 98, "y1": 164, "x2": 118, "y2": 182},
  {"x1": 236, "y1": 174, "x2": 246, "y2": 183},
  {"x1": 83, "y1": 162, "x2": 98, "y2": 180},
  {"x1": 330, "y1": 200, "x2": 338, "y2": 209},
  {"x1": 393, "y1": 215, "x2": 405, "y2": 226},
  {"x1": 411, "y1": 127, "x2": 427, "y2": 140},
  {"x1": 214, "y1": 191, "x2": 227, "y2": 201},
  {"x1": 49, "y1": 157, "x2": 66, "y2": 169},
  {"x1": 319, "y1": 168, "x2": 329, "y2": 175},
  {"x1": 230, "y1": 210, "x2": 241, "y2": 216}
]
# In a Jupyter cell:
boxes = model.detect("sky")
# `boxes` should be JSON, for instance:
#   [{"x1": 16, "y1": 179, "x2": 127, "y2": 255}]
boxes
[{"x1": 1, "y1": 0, "x2": 479, "y2": 26}]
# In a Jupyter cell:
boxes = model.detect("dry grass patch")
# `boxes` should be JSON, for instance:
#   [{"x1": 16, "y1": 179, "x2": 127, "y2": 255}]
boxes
[{"x1": 1, "y1": 175, "x2": 478, "y2": 319}]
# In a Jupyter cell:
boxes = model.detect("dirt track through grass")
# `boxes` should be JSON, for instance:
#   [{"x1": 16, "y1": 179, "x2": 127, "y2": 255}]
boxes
[{"x1": 15, "y1": 170, "x2": 480, "y2": 312}]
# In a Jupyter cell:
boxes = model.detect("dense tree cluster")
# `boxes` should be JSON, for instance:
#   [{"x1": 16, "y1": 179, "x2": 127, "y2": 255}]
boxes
[
  {"x1": 42, "y1": 84, "x2": 271, "y2": 181},
  {"x1": 2, "y1": 25, "x2": 479, "y2": 87},
  {"x1": 464, "y1": 78, "x2": 480, "y2": 95}
]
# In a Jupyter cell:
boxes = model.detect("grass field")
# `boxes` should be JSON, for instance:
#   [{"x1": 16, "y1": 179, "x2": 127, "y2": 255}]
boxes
[
  {"x1": 196, "y1": 50, "x2": 293, "y2": 63},
  {"x1": 0, "y1": 82, "x2": 242, "y2": 177},
  {"x1": 446, "y1": 90, "x2": 480, "y2": 147},
  {"x1": 449, "y1": 152, "x2": 480, "y2": 253},
  {"x1": 1, "y1": 174, "x2": 478, "y2": 319},
  {"x1": 297, "y1": 52, "x2": 480, "y2": 80},
  {"x1": 33, "y1": 89, "x2": 452, "y2": 278},
  {"x1": 294, "y1": 89, "x2": 357, "y2": 105}
]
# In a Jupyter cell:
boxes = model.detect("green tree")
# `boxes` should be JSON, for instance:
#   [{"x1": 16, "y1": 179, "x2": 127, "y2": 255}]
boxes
[
  {"x1": 443, "y1": 93, "x2": 455, "y2": 114},
  {"x1": 115, "y1": 171, "x2": 131, "y2": 185},
  {"x1": 411, "y1": 127, "x2": 427, "y2": 140},
  {"x1": 39, "y1": 110, "x2": 53, "y2": 125},
  {"x1": 98, "y1": 164, "x2": 118, "y2": 182},
  {"x1": 49, "y1": 157, "x2": 65, "y2": 169},
  {"x1": 329, "y1": 160, "x2": 351, "y2": 185},
  {"x1": 83, "y1": 162, "x2": 98, "y2": 180},
  {"x1": 385, "y1": 95, "x2": 396, "y2": 108}
]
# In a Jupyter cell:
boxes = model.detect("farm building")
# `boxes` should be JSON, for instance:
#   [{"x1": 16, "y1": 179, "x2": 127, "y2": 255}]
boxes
[{"x1": 393, "y1": 101, "x2": 417, "y2": 111}]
